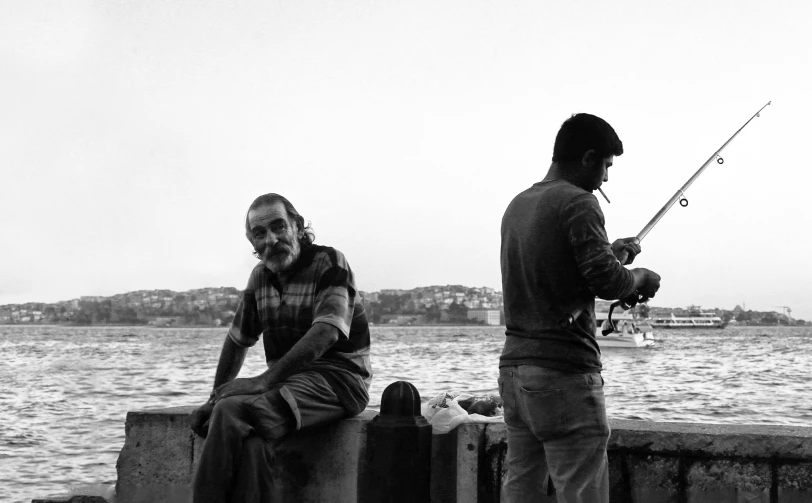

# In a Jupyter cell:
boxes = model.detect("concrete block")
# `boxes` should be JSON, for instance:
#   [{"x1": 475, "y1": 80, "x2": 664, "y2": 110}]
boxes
[
  {"x1": 776, "y1": 462, "x2": 812, "y2": 503},
  {"x1": 686, "y1": 459, "x2": 770, "y2": 503},
  {"x1": 626, "y1": 454, "x2": 679, "y2": 503},
  {"x1": 610, "y1": 420, "x2": 812, "y2": 460},
  {"x1": 607, "y1": 452, "x2": 631, "y2": 503},
  {"x1": 457, "y1": 423, "x2": 485, "y2": 503},
  {"x1": 480, "y1": 424, "x2": 507, "y2": 503},
  {"x1": 118, "y1": 406, "x2": 373, "y2": 503},
  {"x1": 116, "y1": 406, "x2": 196, "y2": 503},
  {"x1": 429, "y1": 423, "x2": 485, "y2": 503},
  {"x1": 268, "y1": 410, "x2": 372, "y2": 503}
]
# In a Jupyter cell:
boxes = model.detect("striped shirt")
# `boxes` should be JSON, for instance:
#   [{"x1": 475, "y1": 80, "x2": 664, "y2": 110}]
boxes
[{"x1": 228, "y1": 245, "x2": 372, "y2": 415}]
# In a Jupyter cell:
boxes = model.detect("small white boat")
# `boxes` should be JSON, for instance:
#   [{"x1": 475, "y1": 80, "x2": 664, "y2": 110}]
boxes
[{"x1": 595, "y1": 312, "x2": 655, "y2": 348}]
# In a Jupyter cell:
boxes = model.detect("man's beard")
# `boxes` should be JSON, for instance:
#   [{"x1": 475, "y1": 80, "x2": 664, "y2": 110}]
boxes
[{"x1": 259, "y1": 238, "x2": 301, "y2": 274}]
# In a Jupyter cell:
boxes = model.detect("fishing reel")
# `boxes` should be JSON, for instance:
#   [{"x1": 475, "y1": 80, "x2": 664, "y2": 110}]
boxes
[{"x1": 602, "y1": 292, "x2": 649, "y2": 336}]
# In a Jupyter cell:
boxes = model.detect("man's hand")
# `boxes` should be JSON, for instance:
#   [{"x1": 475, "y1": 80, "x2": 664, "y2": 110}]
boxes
[
  {"x1": 612, "y1": 237, "x2": 641, "y2": 265},
  {"x1": 213, "y1": 376, "x2": 269, "y2": 402},
  {"x1": 630, "y1": 268, "x2": 661, "y2": 299},
  {"x1": 190, "y1": 402, "x2": 214, "y2": 438}
]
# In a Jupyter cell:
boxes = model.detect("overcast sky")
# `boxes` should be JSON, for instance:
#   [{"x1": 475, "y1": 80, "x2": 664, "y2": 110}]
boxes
[{"x1": 2, "y1": 0, "x2": 810, "y2": 320}]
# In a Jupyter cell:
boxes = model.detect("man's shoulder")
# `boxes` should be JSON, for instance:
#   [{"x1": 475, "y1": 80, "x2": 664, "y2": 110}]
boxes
[
  {"x1": 506, "y1": 181, "x2": 596, "y2": 217},
  {"x1": 307, "y1": 245, "x2": 350, "y2": 270},
  {"x1": 513, "y1": 181, "x2": 593, "y2": 203},
  {"x1": 544, "y1": 180, "x2": 596, "y2": 204},
  {"x1": 246, "y1": 261, "x2": 268, "y2": 288}
]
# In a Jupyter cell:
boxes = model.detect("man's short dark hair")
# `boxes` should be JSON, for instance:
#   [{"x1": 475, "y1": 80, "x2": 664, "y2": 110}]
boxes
[
  {"x1": 244, "y1": 193, "x2": 315, "y2": 246},
  {"x1": 552, "y1": 113, "x2": 623, "y2": 164}
]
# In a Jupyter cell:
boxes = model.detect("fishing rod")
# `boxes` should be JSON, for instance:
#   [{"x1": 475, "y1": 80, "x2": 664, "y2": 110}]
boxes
[{"x1": 561, "y1": 101, "x2": 772, "y2": 334}]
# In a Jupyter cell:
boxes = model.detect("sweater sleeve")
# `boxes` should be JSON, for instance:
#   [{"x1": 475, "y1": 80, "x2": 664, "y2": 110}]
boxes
[
  {"x1": 312, "y1": 249, "x2": 355, "y2": 339},
  {"x1": 227, "y1": 266, "x2": 263, "y2": 348},
  {"x1": 562, "y1": 193, "x2": 637, "y2": 300}
]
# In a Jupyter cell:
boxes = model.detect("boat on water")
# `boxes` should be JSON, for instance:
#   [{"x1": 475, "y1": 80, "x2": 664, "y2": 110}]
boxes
[
  {"x1": 595, "y1": 312, "x2": 655, "y2": 348},
  {"x1": 649, "y1": 306, "x2": 727, "y2": 329}
]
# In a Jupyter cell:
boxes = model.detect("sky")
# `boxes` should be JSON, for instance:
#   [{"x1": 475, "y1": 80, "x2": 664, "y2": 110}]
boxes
[{"x1": 1, "y1": 0, "x2": 811, "y2": 320}]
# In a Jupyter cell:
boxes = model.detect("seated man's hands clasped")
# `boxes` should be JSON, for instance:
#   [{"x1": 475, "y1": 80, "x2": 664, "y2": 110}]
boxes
[
  {"x1": 190, "y1": 377, "x2": 270, "y2": 438},
  {"x1": 212, "y1": 376, "x2": 269, "y2": 402}
]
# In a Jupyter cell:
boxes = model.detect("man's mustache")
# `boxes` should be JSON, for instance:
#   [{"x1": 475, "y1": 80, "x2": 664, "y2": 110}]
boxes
[{"x1": 259, "y1": 242, "x2": 292, "y2": 258}]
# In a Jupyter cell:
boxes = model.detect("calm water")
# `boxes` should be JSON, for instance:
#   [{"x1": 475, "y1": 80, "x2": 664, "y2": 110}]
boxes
[{"x1": 1, "y1": 324, "x2": 811, "y2": 502}]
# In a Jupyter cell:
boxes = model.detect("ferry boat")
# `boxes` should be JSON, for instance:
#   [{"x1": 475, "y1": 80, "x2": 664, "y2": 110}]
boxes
[
  {"x1": 595, "y1": 312, "x2": 655, "y2": 348},
  {"x1": 649, "y1": 306, "x2": 727, "y2": 329}
]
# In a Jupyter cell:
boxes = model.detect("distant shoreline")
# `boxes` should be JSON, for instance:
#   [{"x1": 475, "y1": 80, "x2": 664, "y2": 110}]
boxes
[
  {"x1": 1, "y1": 322, "x2": 801, "y2": 329},
  {"x1": 1, "y1": 322, "x2": 497, "y2": 329}
]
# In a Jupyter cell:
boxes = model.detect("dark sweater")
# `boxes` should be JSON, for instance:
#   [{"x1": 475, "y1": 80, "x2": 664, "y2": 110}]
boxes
[{"x1": 499, "y1": 180, "x2": 636, "y2": 373}]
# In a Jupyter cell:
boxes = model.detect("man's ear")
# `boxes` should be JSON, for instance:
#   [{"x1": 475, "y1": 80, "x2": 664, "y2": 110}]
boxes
[{"x1": 580, "y1": 149, "x2": 596, "y2": 168}]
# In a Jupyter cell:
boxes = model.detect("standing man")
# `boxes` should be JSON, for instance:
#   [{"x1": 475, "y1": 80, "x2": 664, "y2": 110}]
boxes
[
  {"x1": 498, "y1": 114, "x2": 661, "y2": 502},
  {"x1": 190, "y1": 193, "x2": 372, "y2": 502}
]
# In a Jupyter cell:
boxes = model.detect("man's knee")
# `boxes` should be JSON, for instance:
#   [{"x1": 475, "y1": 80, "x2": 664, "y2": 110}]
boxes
[
  {"x1": 211, "y1": 395, "x2": 251, "y2": 423},
  {"x1": 244, "y1": 388, "x2": 298, "y2": 440}
]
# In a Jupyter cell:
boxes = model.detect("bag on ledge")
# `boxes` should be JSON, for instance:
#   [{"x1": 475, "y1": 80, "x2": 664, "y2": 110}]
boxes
[{"x1": 421, "y1": 391, "x2": 504, "y2": 434}]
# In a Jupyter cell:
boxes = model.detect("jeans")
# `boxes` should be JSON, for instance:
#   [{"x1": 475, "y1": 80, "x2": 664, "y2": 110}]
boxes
[{"x1": 498, "y1": 365, "x2": 610, "y2": 503}]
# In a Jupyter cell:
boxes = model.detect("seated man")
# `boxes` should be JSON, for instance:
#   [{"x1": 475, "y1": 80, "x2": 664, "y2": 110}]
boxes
[{"x1": 191, "y1": 193, "x2": 372, "y2": 503}]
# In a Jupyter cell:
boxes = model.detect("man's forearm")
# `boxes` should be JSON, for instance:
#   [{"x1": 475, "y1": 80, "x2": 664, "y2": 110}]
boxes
[
  {"x1": 258, "y1": 322, "x2": 339, "y2": 387},
  {"x1": 212, "y1": 335, "x2": 249, "y2": 390}
]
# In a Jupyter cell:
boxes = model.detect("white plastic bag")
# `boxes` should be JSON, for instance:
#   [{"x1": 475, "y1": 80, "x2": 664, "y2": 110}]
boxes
[
  {"x1": 427, "y1": 398, "x2": 470, "y2": 434},
  {"x1": 422, "y1": 392, "x2": 503, "y2": 434}
]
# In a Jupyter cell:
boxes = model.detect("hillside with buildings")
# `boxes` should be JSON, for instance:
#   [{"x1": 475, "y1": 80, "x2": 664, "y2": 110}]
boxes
[
  {"x1": 0, "y1": 286, "x2": 803, "y2": 327},
  {"x1": 0, "y1": 285, "x2": 504, "y2": 327}
]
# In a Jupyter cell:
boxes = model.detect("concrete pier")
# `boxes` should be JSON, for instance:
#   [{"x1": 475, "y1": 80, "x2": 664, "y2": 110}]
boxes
[{"x1": 110, "y1": 406, "x2": 812, "y2": 503}]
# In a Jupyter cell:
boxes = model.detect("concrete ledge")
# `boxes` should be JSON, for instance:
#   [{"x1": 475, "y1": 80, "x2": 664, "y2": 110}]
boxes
[
  {"x1": 113, "y1": 409, "x2": 812, "y2": 503},
  {"x1": 481, "y1": 420, "x2": 812, "y2": 503},
  {"x1": 609, "y1": 419, "x2": 812, "y2": 460},
  {"x1": 116, "y1": 406, "x2": 197, "y2": 503},
  {"x1": 115, "y1": 406, "x2": 374, "y2": 503}
]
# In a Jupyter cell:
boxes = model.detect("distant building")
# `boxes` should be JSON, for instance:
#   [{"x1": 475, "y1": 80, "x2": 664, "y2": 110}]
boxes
[
  {"x1": 380, "y1": 314, "x2": 420, "y2": 325},
  {"x1": 360, "y1": 291, "x2": 379, "y2": 303},
  {"x1": 467, "y1": 309, "x2": 502, "y2": 326},
  {"x1": 381, "y1": 289, "x2": 409, "y2": 297}
]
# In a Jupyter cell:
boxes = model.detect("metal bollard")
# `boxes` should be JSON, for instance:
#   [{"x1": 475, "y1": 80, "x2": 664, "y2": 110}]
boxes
[{"x1": 361, "y1": 381, "x2": 432, "y2": 503}]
